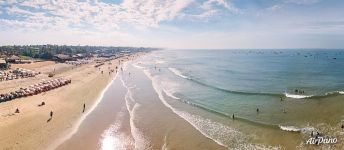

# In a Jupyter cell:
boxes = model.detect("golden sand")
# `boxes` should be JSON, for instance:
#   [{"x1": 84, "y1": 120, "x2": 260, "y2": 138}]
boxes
[{"x1": 0, "y1": 53, "x2": 144, "y2": 150}]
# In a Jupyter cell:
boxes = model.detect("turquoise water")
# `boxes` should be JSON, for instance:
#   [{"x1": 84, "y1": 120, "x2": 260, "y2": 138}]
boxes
[{"x1": 132, "y1": 49, "x2": 344, "y2": 148}]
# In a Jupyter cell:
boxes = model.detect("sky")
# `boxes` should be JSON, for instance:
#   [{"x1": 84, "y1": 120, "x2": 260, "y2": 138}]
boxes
[{"x1": 0, "y1": 0, "x2": 343, "y2": 49}]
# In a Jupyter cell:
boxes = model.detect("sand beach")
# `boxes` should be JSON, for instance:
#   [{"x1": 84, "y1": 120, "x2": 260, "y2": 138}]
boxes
[{"x1": 0, "y1": 52, "x2": 144, "y2": 150}]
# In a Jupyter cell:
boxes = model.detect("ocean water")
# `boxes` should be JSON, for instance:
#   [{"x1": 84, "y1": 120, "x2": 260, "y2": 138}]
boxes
[
  {"x1": 132, "y1": 49, "x2": 344, "y2": 149},
  {"x1": 59, "y1": 49, "x2": 344, "y2": 149}
]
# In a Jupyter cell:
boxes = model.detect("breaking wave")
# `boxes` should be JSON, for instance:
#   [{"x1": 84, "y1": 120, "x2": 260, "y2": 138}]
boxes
[
  {"x1": 168, "y1": 68, "x2": 344, "y2": 100},
  {"x1": 279, "y1": 125, "x2": 301, "y2": 132},
  {"x1": 141, "y1": 65, "x2": 279, "y2": 149},
  {"x1": 279, "y1": 125, "x2": 316, "y2": 134},
  {"x1": 168, "y1": 67, "x2": 188, "y2": 79},
  {"x1": 284, "y1": 93, "x2": 313, "y2": 99}
]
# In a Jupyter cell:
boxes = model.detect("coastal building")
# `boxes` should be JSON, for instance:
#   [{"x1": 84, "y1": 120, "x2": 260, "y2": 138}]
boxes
[
  {"x1": 53, "y1": 54, "x2": 74, "y2": 62},
  {"x1": 72, "y1": 53, "x2": 85, "y2": 59},
  {"x1": 6, "y1": 55, "x2": 21, "y2": 63},
  {"x1": 0, "y1": 59, "x2": 8, "y2": 70},
  {"x1": 98, "y1": 53, "x2": 115, "y2": 58}
]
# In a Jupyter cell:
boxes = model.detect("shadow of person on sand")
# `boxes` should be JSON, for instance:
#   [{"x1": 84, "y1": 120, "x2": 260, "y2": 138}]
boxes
[
  {"x1": 47, "y1": 111, "x2": 53, "y2": 123},
  {"x1": 38, "y1": 101, "x2": 45, "y2": 107}
]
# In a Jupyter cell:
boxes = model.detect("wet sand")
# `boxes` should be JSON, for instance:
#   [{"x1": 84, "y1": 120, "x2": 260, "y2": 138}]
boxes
[
  {"x1": 56, "y1": 74, "x2": 133, "y2": 150},
  {"x1": 57, "y1": 60, "x2": 226, "y2": 150}
]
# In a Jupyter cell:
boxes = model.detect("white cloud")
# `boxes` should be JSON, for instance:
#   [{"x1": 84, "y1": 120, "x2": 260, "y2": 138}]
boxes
[
  {"x1": 180, "y1": 0, "x2": 240, "y2": 19},
  {"x1": 284, "y1": 0, "x2": 321, "y2": 5},
  {"x1": 7, "y1": 6, "x2": 37, "y2": 16},
  {"x1": 0, "y1": 0, "x2": 198, "y2": 33},
  {"x1": 201, "y1": 0, "x2": 240, "y2": 14},
  {"x1": 0, "y1": 0, "x2": 243, "y2": 41},
  {"x1": 1, "y1": 0, "x2": 340, "y2": 49},
  {"x1": 0, "y1": 0, "x2": 222, "y2": 46},
  {"x1": 255, "y1": 4, "x2": 282, "y2": 17},
  {"x1": 266, "y1": 5, "x2": 282, "y2": 11},
  {"x1": 118, "y1": 0, "x2": 194, "y2": 27}
]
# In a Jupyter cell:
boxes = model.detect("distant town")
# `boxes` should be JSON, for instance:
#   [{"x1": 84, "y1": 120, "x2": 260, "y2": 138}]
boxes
[{"x1": 0, "y1": 45, "x2": 158, "y2": 69}]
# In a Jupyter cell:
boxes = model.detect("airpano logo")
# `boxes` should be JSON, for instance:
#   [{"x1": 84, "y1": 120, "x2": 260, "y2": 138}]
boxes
[{"x1": 306, "y1": 137, "x2": 337, "y2": 145}]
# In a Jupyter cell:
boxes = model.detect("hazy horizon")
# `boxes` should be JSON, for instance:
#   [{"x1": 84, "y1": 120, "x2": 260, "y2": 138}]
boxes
[{"x1": 1, "y1": 0, "x2": 344, "y2": 49}]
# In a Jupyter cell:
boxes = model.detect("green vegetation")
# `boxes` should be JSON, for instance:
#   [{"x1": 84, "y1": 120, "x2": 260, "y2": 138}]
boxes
[{"x1": 0, "y1": 45, "x2": 157, "y2": 60}]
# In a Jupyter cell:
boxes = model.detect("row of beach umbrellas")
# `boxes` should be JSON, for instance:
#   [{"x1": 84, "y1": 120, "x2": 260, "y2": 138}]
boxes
[{"x1": 0, "y1": 78, "x2": 71, "y2": 103}]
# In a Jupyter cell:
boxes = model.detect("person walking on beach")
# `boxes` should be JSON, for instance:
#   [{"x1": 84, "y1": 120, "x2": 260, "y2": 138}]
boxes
[
  {"x1": 50, "y1": 111, "x2": 53, "y2": 118},
  {"x1": 83, "y1": 103, "x2": 86, "y2": 113},
  {"x1": 341, "y1": 124, "x2": 344, "y2": 131},
  {"x1": 15, "y1": 108, "x2": 20, "y2": 113}
]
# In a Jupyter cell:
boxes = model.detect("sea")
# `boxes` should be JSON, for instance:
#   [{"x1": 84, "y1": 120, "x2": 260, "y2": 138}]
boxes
[
  {"x1": 59, "y1": 49, "x2": 344, "y2": 149},
  {"x1": 132, "y1": 49, "x2": 344, "y2": 149}
]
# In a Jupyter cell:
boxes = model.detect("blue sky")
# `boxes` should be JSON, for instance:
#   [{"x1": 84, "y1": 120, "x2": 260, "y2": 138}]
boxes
[{"x1": 0, "y1": 0, "x2": 343, "y2": 49}]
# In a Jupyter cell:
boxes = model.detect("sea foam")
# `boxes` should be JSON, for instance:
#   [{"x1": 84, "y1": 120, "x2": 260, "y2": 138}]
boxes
[
  {"x1": 168, "y1": 68, "x2": 188, "y2": 79},
  {"x1": 284, "y1": 93, "x2": 313, "y2": 99},
  {"x1": 285, "y1": 90, "x2": 344, "y2": 99},
  {"x1": 279, "y1": 125, "x2": 301, "y2": 132},
  {"x1": 279, "y1": 125, "x2": 316, "y2": 134},
  {"x1": 120, "y1": 74, "x2": 149, "y2": 150},
  {"x1": 141, "y1": 65, "x2": 278, "y2": 149}
]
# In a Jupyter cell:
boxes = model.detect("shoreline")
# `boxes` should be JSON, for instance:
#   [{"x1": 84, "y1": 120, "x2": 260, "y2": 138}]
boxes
[
  {"x1": 56, "y1": 55, "x2": 226, "y2": 150},
  {"x1": 51, "y1": 54, "x2": 145, "y2": 150},
  {"x1": 49, "y1": 71, "x2": 119, "y2": 150}
]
